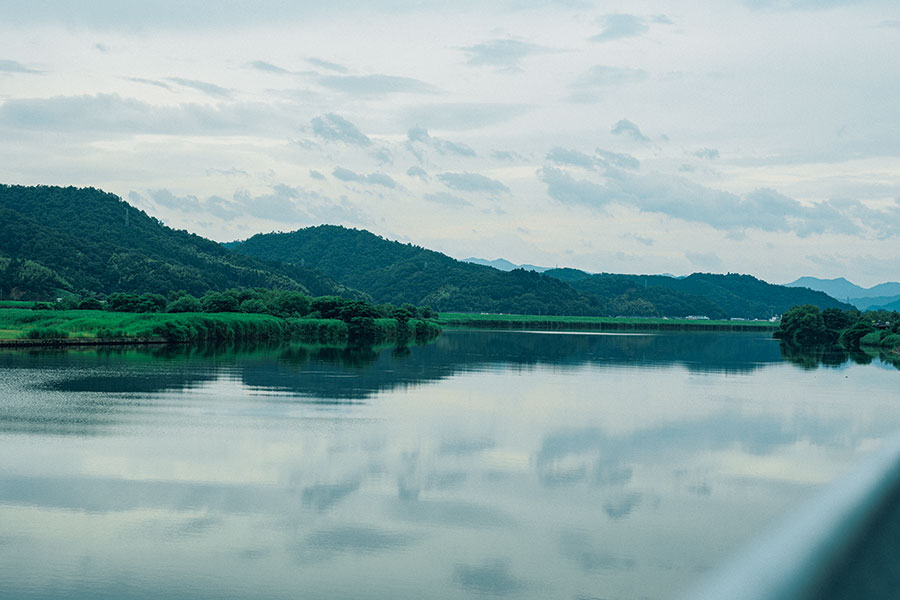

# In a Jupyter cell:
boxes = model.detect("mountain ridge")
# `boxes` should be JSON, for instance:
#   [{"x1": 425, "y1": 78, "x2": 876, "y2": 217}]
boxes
[
  {"x1": 786, "y1": 276, "x2": 900, "y2": 300},
  {"x1": 462, "y1": 257, "x2": 549, "y2": 273},
  {"x1": 0, "y1": 184, "x2": 355, "y2": 299}
]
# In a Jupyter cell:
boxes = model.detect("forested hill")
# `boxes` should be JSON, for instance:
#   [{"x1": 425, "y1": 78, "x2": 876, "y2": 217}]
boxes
[
  {"x1": 542, "y1": 269, "x2": 852, "y2": 319},
  {"x1": 230, "y1": 226, "x2": 602, "y2": 315},
  {"x1": 0, "y1": 185, "x2": 352, "y2": 299}
]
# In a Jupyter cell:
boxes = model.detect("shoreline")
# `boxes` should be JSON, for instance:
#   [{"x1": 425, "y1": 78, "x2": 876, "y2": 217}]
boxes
[
  {"x1": 0, "y1": 337, "x2": 181, "y2": 348},
  {"x1": 435, "y1": 313, "x2": 777, "y2": 332}
]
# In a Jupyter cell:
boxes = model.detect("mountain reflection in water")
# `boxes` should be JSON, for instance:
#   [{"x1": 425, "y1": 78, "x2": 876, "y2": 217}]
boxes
[{"x1": 1, "y1": 330, "x2": 900, "y2": 600}]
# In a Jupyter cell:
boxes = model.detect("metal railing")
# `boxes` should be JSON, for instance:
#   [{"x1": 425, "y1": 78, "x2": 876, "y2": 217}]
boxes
[{"x1": 684, "y1": 434, "x2": 900, "y2": 600}]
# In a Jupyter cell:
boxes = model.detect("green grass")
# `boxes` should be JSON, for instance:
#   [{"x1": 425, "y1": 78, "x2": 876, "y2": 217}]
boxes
[
  {"x1": 435, "y1": 312, "x2": 777, "y2": 331},
  {"x1": 0, "y1": 307, "x2": 441, "y2": 346},
  {"x1": 0, "y1": 300, "x2": 35, "y2": 309}
]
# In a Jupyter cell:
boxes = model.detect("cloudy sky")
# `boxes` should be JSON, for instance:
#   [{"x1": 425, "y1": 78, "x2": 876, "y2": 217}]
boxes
[{"x1": 2, "y1": 0, "x2": 899, "y2": 286}]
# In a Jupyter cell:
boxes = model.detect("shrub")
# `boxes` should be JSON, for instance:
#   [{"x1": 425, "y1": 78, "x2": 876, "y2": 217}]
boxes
[
  {"x1": 96, "y1": 328, "x2": 126, "y2": 338},
  {"x1": 77, "y1": 297, "x2": 103, "y2": 310},
  {"x1": 107, "y1": 292, "x2": 167, "y2": 313},
  {"x1": 240, "y1": 298, "x2": 268, "y2": 314},
  {"x1": 167, "y1": 294, "x2": 201, "y2": 313},
  {"x1": 23, "y1": 327, "x2": 69, "y2": 339},
  {"x1": 200, "y1": 291, "x2": 239, "y2": 313},
  {"x1": 859, "y1": 331, "x2": 882, "y2": 347},
  {"x1": 839, "y1": 321, "x2": 876, "y2": 349}
]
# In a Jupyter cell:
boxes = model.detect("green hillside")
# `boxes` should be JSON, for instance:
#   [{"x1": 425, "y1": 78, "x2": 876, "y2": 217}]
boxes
[
  {"x1": 543, "y1": 269, "x2": 852, "y2": 319},
  {"x1": 231, "y1": 226, "x2": 602, "y2": 315},
  {"x1": 0, "y1": 185, "x2": 352, "y2": 299}
]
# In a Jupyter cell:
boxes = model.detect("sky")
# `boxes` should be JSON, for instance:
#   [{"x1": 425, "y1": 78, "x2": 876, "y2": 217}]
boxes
[{"x1": 1, "y1": 0, "x2": 899, "y2": 287}]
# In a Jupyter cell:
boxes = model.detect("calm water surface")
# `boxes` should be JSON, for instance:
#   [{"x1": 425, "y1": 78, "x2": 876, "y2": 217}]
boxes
[{"x1": 1, "y1": 330, "x2": 899, "y2": 599}]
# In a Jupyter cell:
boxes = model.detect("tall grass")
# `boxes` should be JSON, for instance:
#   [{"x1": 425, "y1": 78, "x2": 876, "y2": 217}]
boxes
[{"x1": 0, "y1": 308, "x2": 440, "y2": 346}]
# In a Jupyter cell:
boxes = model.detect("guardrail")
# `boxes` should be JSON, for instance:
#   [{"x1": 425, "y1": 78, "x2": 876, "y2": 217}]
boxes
[{"x1": 683, "y1": 434, "x2": 900, "y2": 599}]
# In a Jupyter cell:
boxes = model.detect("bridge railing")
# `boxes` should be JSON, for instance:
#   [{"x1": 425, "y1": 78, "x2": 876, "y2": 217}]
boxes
[{"x1": 683, "y1": 434, "x2": 900, "y2": 600}]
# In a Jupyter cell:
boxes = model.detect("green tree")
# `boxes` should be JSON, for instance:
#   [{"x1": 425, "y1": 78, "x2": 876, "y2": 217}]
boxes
[
  {"x1": 839, "y1": 321, "x2": 876, "y2": 350},
  {"x1": 77, "y1": 297, "x2": 103, "y2": 310},
  {"x1": 167, "y1": 294, "x2": 201, "y2": 313},
  {"x1": 267, "y1": 290, "x2": 310, "y2": 317},
  {"x1": 240, "y1": 298, "x2": 268, "y2": 314},
  {"x1": 775, "y1": 304, "x2": 830, "y2": 345},
  {"x1": 347, "y1": 316, "x2": 377, "y2": 345},
  {"x1": 200, "y1": 291, "x2": 239, "y2": 313},
  {"x1": 107, "y1": 292, "x2": 166, "y2": 313},
  {"x1": 822, "y1": 307, "x2": 852, "y2": 333}
]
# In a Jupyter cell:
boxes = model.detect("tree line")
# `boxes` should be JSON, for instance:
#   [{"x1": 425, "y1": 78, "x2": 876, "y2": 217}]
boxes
[{"x1": 775, "y1": 304, "x2": 900, "y2": 350}]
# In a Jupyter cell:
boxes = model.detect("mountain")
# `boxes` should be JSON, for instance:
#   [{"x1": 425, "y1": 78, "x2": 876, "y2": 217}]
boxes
[
  {"x1": 786, "y1": 276, "x2": 900, "y2": 301},
  {"x1": 462, "y1": 257, "x2": 549, "y2": 273},
  {"x1": 847, "y1": 295, "x2": 900, "y2": 311},
  {"x1": 230, "y1": 226, "x2": 601, "y2": 315},
  {"x1": 544, "y1": 270, "x2": 852, "y2": 319},
  {"x1": 0, "y1": 184, "x2": 353, "y2": 299},
  {"x1": 462, "y1": 257, "x2": 518, "y2": 271},
  {"x1": 871, "y1": 298, "x2": 900, "y2": 312}
]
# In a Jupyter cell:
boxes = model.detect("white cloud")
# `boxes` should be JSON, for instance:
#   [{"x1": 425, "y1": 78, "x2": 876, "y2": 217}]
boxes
[
  {"x1": 407, "y1": 127, "x2": 476, "y2": 158},
  {"x1": 546, "y1": 147, "x2": 595, "y2": 169},
  {"x1": 4, "y1": 0, "x2": 900, "y2": 284},
  {"x1": 0, "y1": 94, "x2": 293, "y2": 137},
  {"x1": 407, "y1": 166, "x2": 428, "y2": 181},
  {"x1": 538, "y1": 166, "x2": 899, "y2": 238},
  {"x1": 437, "y1": 172, "x2": 510, "y2": 194},
  {"x1": 332, "y1": 167, "x2": 397, "y2": 188},
  {"x1": 693, "y1": 148, "x2": 720, "y2": 160},
  {"x1": 610, "y1": 119, "x2": 650, "y2": 142},
  {"x1": 459, "y1": 39, "x2": 554, "y2": 71},
  {"x1": 247, "y1": 60, "x2": 291, "y2": 75},
  {"x1": 400, "y1": 103, "x2": 532, "y2": 130},
  {"x1": 315, "y1": 74, "x2": 438, "y2": 96},
  {"x1": 590, "y1": 14, "x2": 650, "y2": 42},
  {"x1": 166, "y1": 77, "x2": 232, "y2": 99},
  {"x1": 589, "y1": 13, "x2": 671, "y2": 43},
  {"x1": 596, "y1": 149, "x2": 640, "y2": 170},
  {"x1": 568, "y1": 66, "x2": 649, "y2": 102},
  {"x1": 311, "y1": 114, "x2": 372, "y2": 146},
  {"x1": 0, "y1": 59, "x2": 42, "y2": 74},
  {"x1": 424, "y1": 192, "x2": 472, "y2": 207},
  {"x1": 306, "y1": 57, "x2": 348, "y2": 73}
]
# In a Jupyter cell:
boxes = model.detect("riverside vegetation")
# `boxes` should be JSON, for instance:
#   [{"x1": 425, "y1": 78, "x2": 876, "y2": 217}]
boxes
[
  {"x1": 0, "y1": 289, "x2": 440, "y2": 347},
  {"x1": 774, "y1": 304, "x2": 900, "y2": 354},
  {"x1": 2, "y1": 185, "x2": 850, "y2": 320}
]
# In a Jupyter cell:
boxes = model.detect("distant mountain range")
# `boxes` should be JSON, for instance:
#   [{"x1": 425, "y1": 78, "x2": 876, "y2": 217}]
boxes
[
  {"x1": 462, "y1": 257, "x2": 549, "y2": 273},
  {"x1": 230, "y1": 226, "x2": 598, "y2": 315},
  {"x1": 0, "y1": 184, "x2": 858, "y2": 318},
  {"x1": 786, "y1": 277, "x2": 900, "y2": 310},
  {"x1": 232, "y1": 227, "x2": 851, "y2": 319}
]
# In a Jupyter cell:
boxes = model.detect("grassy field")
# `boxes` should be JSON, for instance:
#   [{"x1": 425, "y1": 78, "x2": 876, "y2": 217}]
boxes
[
  {"x1": 0, "y1": 307, "x2": 440, "y2": 346},
  {"x1": 0, "y1": 300, "x2": 36, "y2": 309},
  {"x1": 435, "y1": 312, "x2": 778, "y2": 332}
]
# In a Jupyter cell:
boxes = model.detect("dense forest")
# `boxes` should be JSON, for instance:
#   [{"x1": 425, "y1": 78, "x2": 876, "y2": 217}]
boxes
[
  {"x1": 0, "y1": 185, "x2": 355, "y2": 299},
  {"x1": 0, "y1": 185, "x2": 856, "y2": 319},
  {"x1": 232, "y1": 225, "x2": 851, "y2": 319},
  {"x1": 543, "y1": 269, "x2": 853, "y2": 320},
  {"x1": 230, "y1": 225, "x2": 603, "y2": 315}
]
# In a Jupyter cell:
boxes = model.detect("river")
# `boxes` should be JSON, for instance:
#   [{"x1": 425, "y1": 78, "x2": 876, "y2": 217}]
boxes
[{"x1": 1, "y1": 330, "x2": 899, "y2": 599}]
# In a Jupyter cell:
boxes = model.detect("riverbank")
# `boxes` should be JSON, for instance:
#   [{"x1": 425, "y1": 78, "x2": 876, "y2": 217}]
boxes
[
  {"x1": 0, "y1": 307, "x2": 440, "y2": 347},
  {"x1": 435, "y1": 312, "x2": 777, "y2": 332},
  {"x1": 860, "y1": 330, "x2": 900, "y2": 351}
]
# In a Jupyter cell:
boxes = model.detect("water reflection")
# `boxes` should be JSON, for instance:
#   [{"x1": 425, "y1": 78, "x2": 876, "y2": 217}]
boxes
[
  {"x1": 1, "y1": 330, "x2": 900, "y2": 600},
  {"x1": 778, "y1": 342, "x2": 898, "y2": 370}
]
